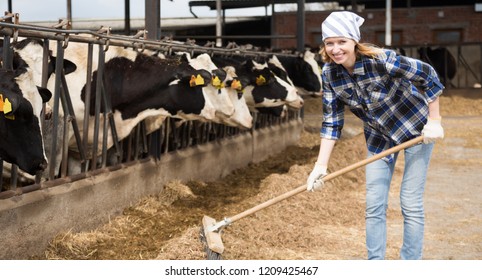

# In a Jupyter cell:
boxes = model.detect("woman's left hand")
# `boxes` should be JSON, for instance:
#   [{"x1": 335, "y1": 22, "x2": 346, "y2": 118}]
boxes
[{"x1": 422, "y1": 117, "x2": 444, "y2": 144}]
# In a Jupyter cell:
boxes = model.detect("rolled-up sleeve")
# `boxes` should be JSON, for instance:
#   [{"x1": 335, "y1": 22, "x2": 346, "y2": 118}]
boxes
[
  {"x1": 384, "y1": 50, "x2": 444, "y2": 102},
  {"x1": 320, "y1": 75, "x2": 345, "y2": 140}
]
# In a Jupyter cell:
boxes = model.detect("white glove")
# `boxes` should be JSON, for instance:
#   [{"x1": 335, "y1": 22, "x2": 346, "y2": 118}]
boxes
[
  {"x1": 422, "y1": 117, "x2": 444, "y2": 144},
  {"x1": 307, "y1": 163, "x2": 328, "y2": 192}
]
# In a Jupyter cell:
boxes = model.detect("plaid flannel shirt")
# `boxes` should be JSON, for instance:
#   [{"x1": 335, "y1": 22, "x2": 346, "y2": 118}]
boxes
[{"x1": 321, "y1": 49, "x2": 444, "y2": 162}]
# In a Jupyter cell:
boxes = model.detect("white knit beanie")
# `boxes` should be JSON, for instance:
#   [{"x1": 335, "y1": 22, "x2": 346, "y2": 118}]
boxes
[{"x1": 321, "y1": 11, "x2": 365, "y2": 42}]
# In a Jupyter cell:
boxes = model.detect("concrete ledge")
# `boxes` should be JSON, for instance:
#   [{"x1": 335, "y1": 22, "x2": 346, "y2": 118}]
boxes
[{"x1": 0, "y1": 118, "x2": 303, "y2": 259}]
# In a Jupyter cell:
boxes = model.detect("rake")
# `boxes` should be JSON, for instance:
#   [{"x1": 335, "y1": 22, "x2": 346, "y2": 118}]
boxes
[{"x1": 200, "y1": 135, "x2": 424, "y2": 259}]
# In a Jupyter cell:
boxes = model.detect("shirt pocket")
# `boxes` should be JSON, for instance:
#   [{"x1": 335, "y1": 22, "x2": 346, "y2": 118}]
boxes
[
  {"x1": 366, "y1": 80, "x2": 390, "y2": 104},
  {"x1": 338, "y1": 88, "x2": 360, "y2": 107}
]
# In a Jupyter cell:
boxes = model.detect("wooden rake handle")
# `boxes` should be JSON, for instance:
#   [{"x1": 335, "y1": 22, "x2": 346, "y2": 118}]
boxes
[{"x1": 227, "y1": 135, "x2": 424, "y2": 224}]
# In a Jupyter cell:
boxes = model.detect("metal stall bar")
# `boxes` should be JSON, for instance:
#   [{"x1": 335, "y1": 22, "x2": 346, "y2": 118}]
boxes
[
  {"x1": 91, "y1": 43, "x2": 106, "y2": 170},
  {"x1": 100, "y1": 80, "x2": 122, "y2": 167},
  {"x1": 47, "y1": 41, "x2": 65, "y2": 180},
  {"x1": 60, "y1": 70, "x2": 87, "y2": 175},
  {"x1": 82, "y1": 43, "x2": 94, "y2": 172},
  {"x1": 0, "y1": 14, "x2": 17, "y2": 190}
]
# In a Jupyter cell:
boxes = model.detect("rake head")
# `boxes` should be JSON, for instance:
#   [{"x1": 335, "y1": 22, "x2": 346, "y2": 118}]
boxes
[{"x1": 200, "y1": 215, "x2": 225, "y2": 259}]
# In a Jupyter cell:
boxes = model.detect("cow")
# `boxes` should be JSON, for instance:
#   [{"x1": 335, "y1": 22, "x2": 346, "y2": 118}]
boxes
[
  {"x1": 267, "y1": 49, "x2": 323, "y2": 97},
  {"x1": 0, "y1": 68, "x2": 52, "y2": 176},
  {"x1": 1, "y1": 38, "x2": 76, "y2": 179},
  {"x1": 418, "y1": 46, "x2": 456, "y2": 87},
  {"x1": 208, "y1": 65, "x2": 253, "y2": 129},
  {"x1": 258, "y1": 54, "x2": 306, "y2": 110}
]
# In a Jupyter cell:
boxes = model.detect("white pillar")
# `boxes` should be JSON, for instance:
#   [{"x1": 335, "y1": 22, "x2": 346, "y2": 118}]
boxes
[
  {"x1": 385, "y1": 0, "x2": 392, "y2": 46},
  {"x1": 216, "y1": 0, "x2": 222, "y2": 47}
]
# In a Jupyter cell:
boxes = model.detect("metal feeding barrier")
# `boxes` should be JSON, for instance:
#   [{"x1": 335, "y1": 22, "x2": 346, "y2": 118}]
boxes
[{"x1": 0, "y1": 13, "x2": 302, "y2": 197}]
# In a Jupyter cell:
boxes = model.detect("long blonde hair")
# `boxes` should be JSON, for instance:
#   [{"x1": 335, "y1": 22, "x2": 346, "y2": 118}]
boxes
[{"x1": 319, "y1": 42, "x2": 385, "y2": 63}]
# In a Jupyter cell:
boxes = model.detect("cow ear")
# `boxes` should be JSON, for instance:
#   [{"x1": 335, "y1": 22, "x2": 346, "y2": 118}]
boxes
[
  {"x1": 62, "y1": 58, "x2": 77, "y2": 75},
  {"x1": 179, "y1": 53, "x2": 190, "y2": 63},
  {"x1": 192, "y1": 69, "x2": 212, "y2": 87},
  {"x1": 244, "y1": 59, "x2": 255, "y2": 69},
  {"x1": 178, "y1": 69, "x2": 212, "y2": 87},
  {"x1": 49, "y1": 56, "x2": 77, "y2": 75},
  {"x1": 259, "y1": 68, "x2": 272, "y2": 79},
  {"x1": 36, "y1": 86, "x2": 52, "y2": 103},
  {"x1": 212, "y1": 69, "x2": 227, "y2": 82}
]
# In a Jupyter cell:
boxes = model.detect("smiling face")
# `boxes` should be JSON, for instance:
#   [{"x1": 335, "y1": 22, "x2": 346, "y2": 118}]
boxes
[{"x1": 324, "y1": 37, "x2": 357, "y2": 73}]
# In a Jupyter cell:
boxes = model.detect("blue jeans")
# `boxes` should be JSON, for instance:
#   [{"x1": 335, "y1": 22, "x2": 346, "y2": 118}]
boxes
[{"x1": 365, "y1": 142, "x2": 434, "y2": 260}]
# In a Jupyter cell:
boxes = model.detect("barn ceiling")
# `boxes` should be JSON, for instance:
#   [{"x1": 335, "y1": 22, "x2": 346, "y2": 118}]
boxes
[{"x1": 188, "y1": 0, "x2": 480, "y2": 10}]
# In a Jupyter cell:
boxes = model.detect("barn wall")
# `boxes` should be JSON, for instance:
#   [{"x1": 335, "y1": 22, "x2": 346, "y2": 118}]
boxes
[
  {"x1": 274, "y1": 5, "x2": 482, "y2": 48},
  {"x1": 0, "y1": 118, "x2": 303, "y2": 259}
]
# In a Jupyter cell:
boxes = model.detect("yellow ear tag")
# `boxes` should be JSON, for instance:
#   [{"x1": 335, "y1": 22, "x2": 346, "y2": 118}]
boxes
[
  {"x1": 189, "y1": 75, "x2": 197, "y2": 87},
  {"x1": 212, "y1": 76, "x2": 223, "y2": 89},
  {"x1": 3, "y1": 97, "x2": 12, "y2": 114},
  {"x1": 231, "y1": 79, "x2": 242, "y2": 91},
  {"x1": 189, "y1": 74, "x2": 205, "y2": 87},
  {"x1": 2, "y1": 96, "x2": 14, "y2": 119},
  {"x1": 256, "y1": 75, "x2": 266, "y2": 86},
  {"x1": 0, "y1": 94, "x2": 4, "y2": 112},
  {"x1": 195, "y1": 74, "x2": 205, "y2": 86}
]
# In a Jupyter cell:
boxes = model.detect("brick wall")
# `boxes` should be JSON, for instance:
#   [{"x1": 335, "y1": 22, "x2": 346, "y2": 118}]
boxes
[{"x1": 273, "y1": 5, "x2": 482, "y2": 49}]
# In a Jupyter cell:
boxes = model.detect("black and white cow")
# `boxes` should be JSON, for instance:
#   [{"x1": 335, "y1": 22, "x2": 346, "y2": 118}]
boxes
[
  {"x1": 1, "y1": 38, "x2": 76, "y2": 178},
  {"x1": 267, "y1": 49, "x2": 323, "y2": 97},
  {"x1": 0, "y1": 68, "x2": 52, "y2": 176}
]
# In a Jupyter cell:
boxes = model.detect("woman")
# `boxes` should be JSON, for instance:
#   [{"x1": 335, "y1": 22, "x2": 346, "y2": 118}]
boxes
[{"x1": 307, "y1": 11, "x2": 445, "y2": 260}]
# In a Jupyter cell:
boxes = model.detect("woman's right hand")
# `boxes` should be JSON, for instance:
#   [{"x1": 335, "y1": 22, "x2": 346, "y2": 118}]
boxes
[{"x1": 307, "y1": 163, "x2": 328, "y2": 192}]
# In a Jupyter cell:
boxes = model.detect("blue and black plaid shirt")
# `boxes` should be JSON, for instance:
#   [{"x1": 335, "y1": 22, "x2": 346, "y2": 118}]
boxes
[{"x1": 321, "y1": 49, "x2": 444, "y2": 161}]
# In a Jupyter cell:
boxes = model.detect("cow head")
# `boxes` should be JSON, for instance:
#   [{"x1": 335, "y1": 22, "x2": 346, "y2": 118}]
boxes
[
  {"x1": 184, "y1": 53, "x2": 236, "y2": 119},
  {"x1": 212, "y1": 65, "x2": 253, "y2": 129},
  {"x1": 296, "y1": 50, "x2": 323, "y2": 95},
  {"x1": 245, "y1": 59, "x2": 300, "y2": 108},
  {"x1": 0, "y1": 69, "x2": 52, "y2": 175},
  {"x1": 268, "y1": 51, "x2": 323, "y2": 96}
]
